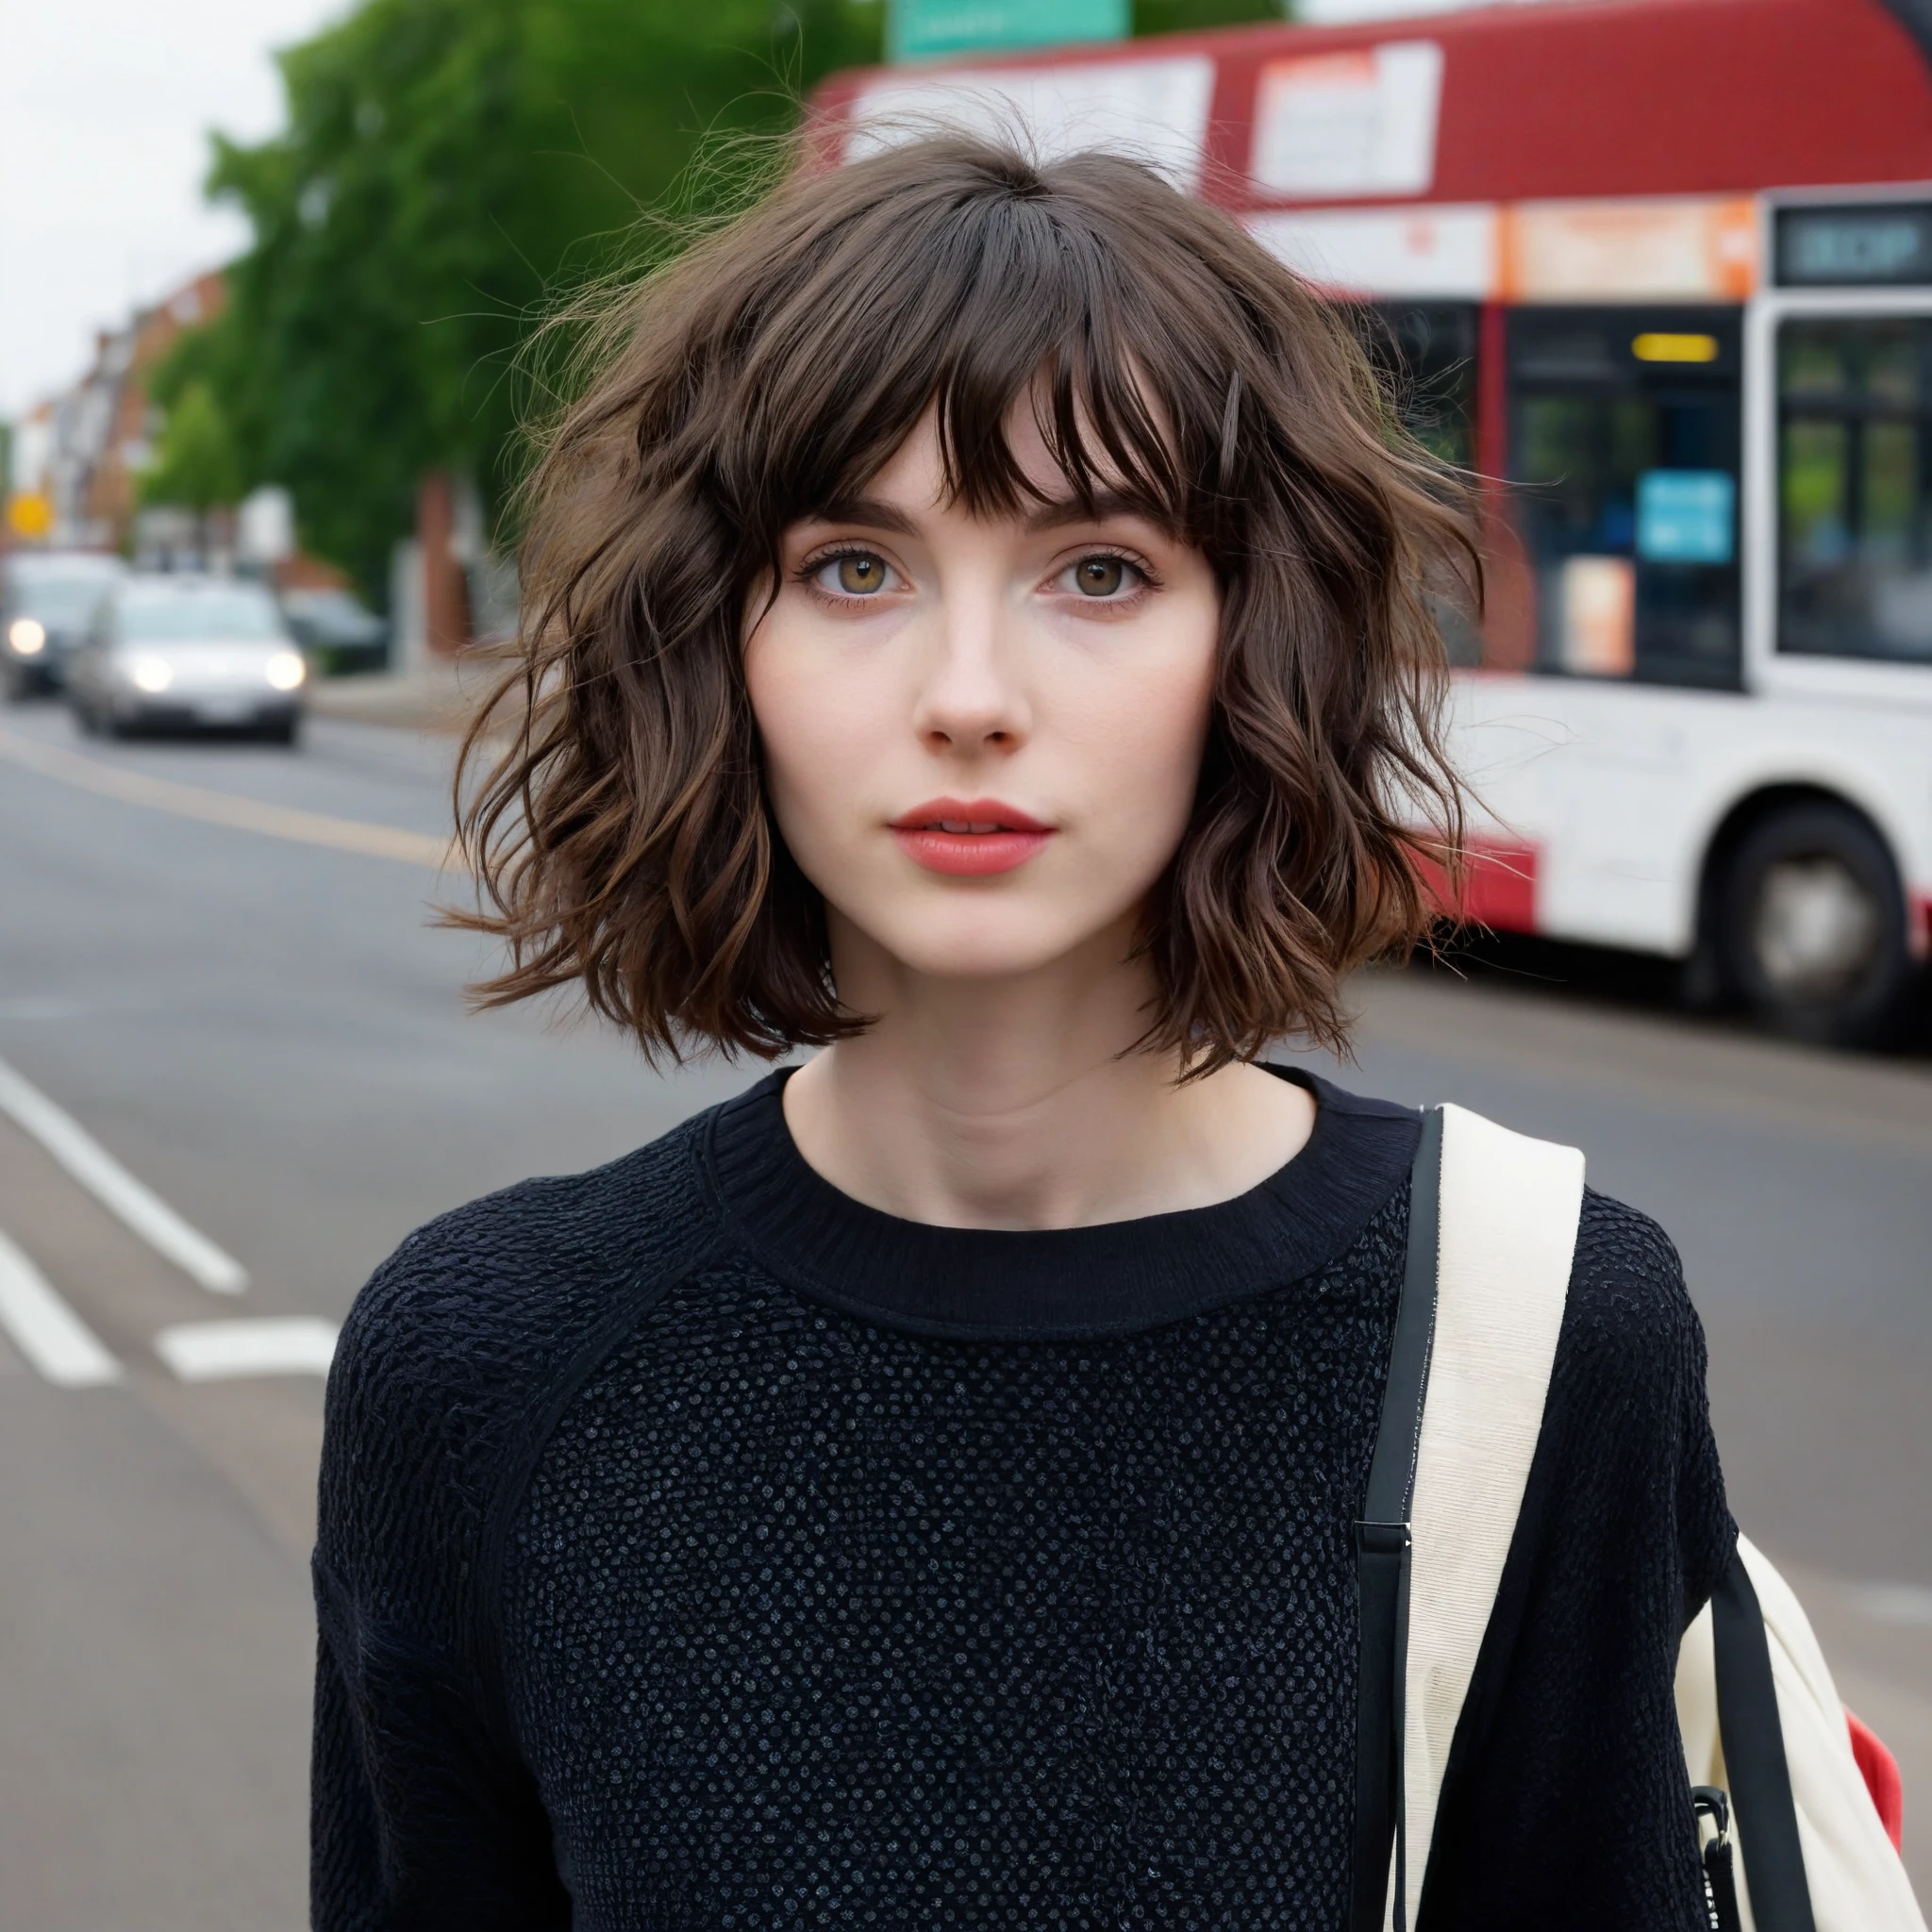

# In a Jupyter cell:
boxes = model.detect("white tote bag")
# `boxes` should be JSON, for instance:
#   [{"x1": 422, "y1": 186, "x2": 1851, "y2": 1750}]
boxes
[{"x1": 1373, "y1": 1102, "x2": 1924, "y2": 1932}]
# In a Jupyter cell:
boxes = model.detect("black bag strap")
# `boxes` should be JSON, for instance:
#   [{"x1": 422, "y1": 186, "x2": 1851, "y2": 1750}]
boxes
[
  {"x1": 1349, "y1": 1107, "x2": 1443, "y2": 1932},
  {"x1": 1712, "y1": 1545, "x2": 1818, "y2": 1932},
  {"x1": 1691, "y1": 1786, "x2": 1745, "y2": 1932}
]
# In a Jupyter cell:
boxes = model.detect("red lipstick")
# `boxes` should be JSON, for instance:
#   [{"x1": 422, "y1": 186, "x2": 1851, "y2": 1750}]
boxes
[{"x1": 889, "y1": 797, "x2": 1055, "y2": 876}]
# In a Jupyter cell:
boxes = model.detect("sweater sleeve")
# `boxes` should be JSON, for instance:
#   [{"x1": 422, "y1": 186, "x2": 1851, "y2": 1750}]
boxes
[
  {"x1": 309, "y1": 1226, "x2": 570, "y2": 1931},
  {"x1": 1418, "y1": 1188, "x2": 1736, "y2": 1932},
  {"x1": 308, "y1": 1126, "x2": 721, "y2": 1928}
]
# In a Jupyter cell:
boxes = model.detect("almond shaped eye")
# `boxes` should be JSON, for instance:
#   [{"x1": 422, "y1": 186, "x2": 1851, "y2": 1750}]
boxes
[
  {"x1": 1068, "y1": 556, "x2": 1128, "y2": 598},
  {"x1": 818, "y1": 552, "x2": 891, "y2": 596}
]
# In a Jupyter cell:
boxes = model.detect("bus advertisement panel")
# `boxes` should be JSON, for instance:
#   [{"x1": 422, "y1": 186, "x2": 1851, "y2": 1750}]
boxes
[{"x1": 812, "y1": 0, "x2": 1932, "y2": 1044}]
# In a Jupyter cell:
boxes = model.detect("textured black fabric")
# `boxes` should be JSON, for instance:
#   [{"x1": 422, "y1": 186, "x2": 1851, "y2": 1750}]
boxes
[
  {"x1": 1418, "y1": 1188, "x2": 1734, "y2": 1927},
  {"x1": 703, "y1": 1069, "x2": 1422, "y2": 1339},
  {"x1": 312, "y1": 1073, "x2": 1732, "y2": 1931}
]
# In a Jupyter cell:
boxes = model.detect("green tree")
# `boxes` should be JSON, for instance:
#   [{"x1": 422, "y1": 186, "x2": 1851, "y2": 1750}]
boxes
[
  {"x1": 196, "y1": 0, "x2": 883, "y2": 599},
  {"x1": 1135, "y1": 0, "x2": 1279, "y2": 37},
  {"x1": 196, "y1": 0, "x2": 1284, "y2": 600},
  {"x1": 138, "y1": 378, "x2": 243, "y2": 515}
]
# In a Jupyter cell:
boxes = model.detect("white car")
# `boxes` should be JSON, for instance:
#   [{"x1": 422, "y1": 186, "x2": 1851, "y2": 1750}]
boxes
[{"x1": 69, "y1": 575, "x2": 308, "y2": 744}]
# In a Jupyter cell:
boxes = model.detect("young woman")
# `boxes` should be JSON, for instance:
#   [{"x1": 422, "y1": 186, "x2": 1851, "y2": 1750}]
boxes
[{"x1": 312, "y1": 138, "x2": 1730, "y2": 1929}]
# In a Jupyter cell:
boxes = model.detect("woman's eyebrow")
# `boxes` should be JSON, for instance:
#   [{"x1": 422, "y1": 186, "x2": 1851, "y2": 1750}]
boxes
[
  {"x1": 800, "y1": 497, "x2": 919, "y2": 538},
  {"x1": 1023, "y1": 491, "x2": 1172, "y2": 535},
  {"x1": 800, "y1": 491, "x2": 1171, "y2": 539}
]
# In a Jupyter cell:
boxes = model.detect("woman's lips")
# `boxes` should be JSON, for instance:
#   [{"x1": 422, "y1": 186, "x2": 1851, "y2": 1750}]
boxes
[{"x1": 889, "y1": 797, "x2": 1055, "y2": 876}]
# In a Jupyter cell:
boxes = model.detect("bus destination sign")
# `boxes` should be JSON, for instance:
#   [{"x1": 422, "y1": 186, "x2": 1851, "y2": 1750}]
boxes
[{"x1": 1775, "y1": 204, "x2": 1932, "y2": 287}]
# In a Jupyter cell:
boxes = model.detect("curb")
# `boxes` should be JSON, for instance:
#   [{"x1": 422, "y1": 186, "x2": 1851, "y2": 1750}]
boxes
[{"x1": 306, "y1": 660, "x2": 491, "y2": 734}]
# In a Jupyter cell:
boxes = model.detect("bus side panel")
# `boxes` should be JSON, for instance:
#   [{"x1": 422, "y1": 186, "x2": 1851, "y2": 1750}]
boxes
[{"x1": 1450, "y1": 674, "x2": 1932, "y2": 959}]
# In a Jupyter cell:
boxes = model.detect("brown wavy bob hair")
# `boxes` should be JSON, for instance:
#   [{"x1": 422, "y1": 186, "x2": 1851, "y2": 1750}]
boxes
[{"x1": 456, "y1": 134, "x2": 1474, "y2": 1069}]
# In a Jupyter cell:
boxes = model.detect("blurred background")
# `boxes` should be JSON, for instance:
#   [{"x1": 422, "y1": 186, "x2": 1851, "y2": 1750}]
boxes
[{"x1": 2, "y1": 0, "x2": 1930, "y2": 1921}]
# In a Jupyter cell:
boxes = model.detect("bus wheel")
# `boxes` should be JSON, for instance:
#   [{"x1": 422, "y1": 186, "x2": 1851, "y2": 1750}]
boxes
[{"x1": 1717, "y1": 802, "x2": 1912, "y2": 1047}]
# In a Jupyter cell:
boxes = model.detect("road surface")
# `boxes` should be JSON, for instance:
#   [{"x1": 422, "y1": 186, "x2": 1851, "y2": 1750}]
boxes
[{"x1": 0, "y1": 699, "x2": 1925, "y2": 1925}]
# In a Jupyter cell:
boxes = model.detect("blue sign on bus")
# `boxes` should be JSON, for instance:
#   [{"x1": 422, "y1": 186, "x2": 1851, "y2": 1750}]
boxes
[{"x1": 1636, "y1": 471, "x2": 1735, "y2": 566}]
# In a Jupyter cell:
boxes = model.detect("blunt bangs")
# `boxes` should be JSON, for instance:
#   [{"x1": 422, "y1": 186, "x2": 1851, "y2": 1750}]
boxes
[
  {"x1": 729, "y1": 168, "x2": 1192, "y2": 546},
  {"x1": 454, "y1": 135, "x2": 1476, "y2": 1068}
]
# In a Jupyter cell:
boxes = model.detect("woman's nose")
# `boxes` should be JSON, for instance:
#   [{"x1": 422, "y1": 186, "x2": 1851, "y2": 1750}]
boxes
[{"x1": 911, "y1": 595, "x2": 1031, "y2": 755}]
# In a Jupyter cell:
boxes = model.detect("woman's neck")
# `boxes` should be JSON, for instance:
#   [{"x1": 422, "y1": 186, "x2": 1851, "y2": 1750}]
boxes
[{"x1": 780, "y1": 920, "x2": 1315, "y2": 1230}]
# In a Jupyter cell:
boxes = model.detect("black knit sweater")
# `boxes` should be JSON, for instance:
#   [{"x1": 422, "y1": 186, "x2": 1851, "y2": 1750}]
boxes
[{"x1": 312, "y1": 1070, "x2": 1733, "y2": 1930}]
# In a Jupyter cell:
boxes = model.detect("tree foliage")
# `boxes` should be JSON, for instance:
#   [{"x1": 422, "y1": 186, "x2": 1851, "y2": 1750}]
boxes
[
  {"x1": 190, "y1": 0, "x2": 1284, "y2": 599},
  {"x1": 1136, "y1": 0, "x2": 1278, "y2": 37},
  {"x1": 137, "y1": 380, "x2": 243, "y2": 514}
]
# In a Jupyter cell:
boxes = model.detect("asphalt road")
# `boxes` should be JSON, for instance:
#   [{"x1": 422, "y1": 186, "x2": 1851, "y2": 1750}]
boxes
[{"x1": 0, "y1": 698, "x2": 1925, "y2": 1926}]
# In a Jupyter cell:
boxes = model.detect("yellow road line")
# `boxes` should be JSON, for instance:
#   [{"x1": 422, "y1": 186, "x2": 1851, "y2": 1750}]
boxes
[{"x1": 0, "y1": 726, "x2": 461, "y2": 872}]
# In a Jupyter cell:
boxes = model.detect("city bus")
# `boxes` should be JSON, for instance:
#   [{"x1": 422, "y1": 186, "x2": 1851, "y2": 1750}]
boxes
[{"x1": 813, "y1": 0, "x2": 1932, "y2": 1043}]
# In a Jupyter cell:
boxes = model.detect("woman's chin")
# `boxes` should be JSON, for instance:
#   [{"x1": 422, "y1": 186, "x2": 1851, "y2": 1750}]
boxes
[{"x1": 852, "y1": 914, "x2": 1117, "y2": 988}]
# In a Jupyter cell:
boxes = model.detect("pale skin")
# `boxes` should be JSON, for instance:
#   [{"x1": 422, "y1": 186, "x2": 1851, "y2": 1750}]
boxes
[{"x1": 743, "y1": 405, "x2": 1314, "y2": 1233}]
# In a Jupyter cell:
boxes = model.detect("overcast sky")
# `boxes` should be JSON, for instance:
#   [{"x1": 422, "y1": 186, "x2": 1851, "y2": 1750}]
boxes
[{"x1": 0, "y1": 0, "x2": 346, "y2": 417}]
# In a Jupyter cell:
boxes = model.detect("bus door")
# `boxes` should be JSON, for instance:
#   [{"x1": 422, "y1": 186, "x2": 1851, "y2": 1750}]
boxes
[
  {"x1": 1765, "y1": 203, "x2": 1932, "y2": 680},
  {"x1": 1745, "y1": 201, "x2": 1932, "y2": 1009},
  {"x1": 1507, "y1": 307, "x2": 1744, "y2": 691}
]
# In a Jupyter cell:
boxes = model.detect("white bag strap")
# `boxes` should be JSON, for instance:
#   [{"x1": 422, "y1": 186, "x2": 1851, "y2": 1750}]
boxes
[
  {"x1": 1400, "y1": 1102, "x2": 1584, "y2": 1924},
  {"x1": 1356, "y1": 1102, "x2": 1583, "y2": 1929}
]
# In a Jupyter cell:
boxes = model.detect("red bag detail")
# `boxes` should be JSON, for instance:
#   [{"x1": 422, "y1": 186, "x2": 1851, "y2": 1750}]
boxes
[{"x1": 1846, "y1": 1707, "x2": 1905, "y2": 1853}]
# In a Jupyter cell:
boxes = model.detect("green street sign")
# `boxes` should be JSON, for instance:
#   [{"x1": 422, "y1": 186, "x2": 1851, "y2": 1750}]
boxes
[{"x1": 889, "y1": 0, "x2": 1129, "y2": 62}]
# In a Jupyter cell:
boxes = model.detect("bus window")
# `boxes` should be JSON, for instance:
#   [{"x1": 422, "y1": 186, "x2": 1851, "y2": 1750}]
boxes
[
  {"x1": 1777, "y1": 315, "x2": 1932, "y2": 665},
  {"x1": 1507, "y1": 308, "x2": 1742, "y2": 690}
]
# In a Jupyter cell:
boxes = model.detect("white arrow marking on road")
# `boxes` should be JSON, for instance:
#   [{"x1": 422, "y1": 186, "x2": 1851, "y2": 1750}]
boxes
[
  {"x1": 155, "y1": 1317, "x2": 338, "y2": 1382},
  {"x1": 0, "y1": 1227, "x2": 122, "y2": 1388},
  {"x1": 0, "y1": 1053, "x2": 249, "y2": 1295}
]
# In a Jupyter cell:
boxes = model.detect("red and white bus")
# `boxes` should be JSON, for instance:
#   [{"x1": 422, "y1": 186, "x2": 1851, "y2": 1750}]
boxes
[{"x1": 816, "y1": 0, "x2": 1932, "y2": 1042}]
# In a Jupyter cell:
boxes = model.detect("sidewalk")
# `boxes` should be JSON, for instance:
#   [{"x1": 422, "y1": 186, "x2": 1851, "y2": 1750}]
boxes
[{"x1": 306, "y1": 653, "x2": 506, "y2": 735}]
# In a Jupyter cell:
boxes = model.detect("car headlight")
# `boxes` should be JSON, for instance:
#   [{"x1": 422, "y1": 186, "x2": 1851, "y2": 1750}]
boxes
[
  {"x1": 264, "y1": 650, "x2": 307, "y2": 692},
  {"x1": 8, "y1": 618, "x2": 46, "y2": 657},
  {"x1": 128, "y1": 655, "x2": 174, "y2": 694}
]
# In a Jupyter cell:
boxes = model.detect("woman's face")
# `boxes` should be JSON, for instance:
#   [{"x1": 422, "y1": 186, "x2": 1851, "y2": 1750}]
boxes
[{"x1": 743, "y1": 408, "x2": 1221, "y2": 988}]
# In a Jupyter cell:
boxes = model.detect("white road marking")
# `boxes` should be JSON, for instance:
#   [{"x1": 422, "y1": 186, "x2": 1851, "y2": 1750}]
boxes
[
  {"x1": 0, "y1": 725, "x2": 458, "y2": 871},
  {"x1": 0, "y1": 1052, "x2": 249, "y2": 1295},
  {"x1": 0, "y1": 1227, "x2": 122, "y2": 1388},
  {"x1": 155, "y1": 1317, "x2": 338, "y2": 1382}
]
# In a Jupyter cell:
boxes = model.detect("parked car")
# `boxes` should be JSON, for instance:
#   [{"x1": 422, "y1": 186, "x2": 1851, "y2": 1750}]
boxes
[
  {"x1": 2, "y1": 551, "x2": 127, "y2": 698},
  {"x1": 279, "y1": 586, "x2": 389, "y2": 675},
  {"x1": 68, "y1": 575, "x2": 308, "y2": 744}
]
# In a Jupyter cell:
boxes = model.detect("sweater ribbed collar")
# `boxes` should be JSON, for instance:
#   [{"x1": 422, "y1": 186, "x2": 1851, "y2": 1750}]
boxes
[{"x1": 700, "y1": 1066, "x2": 1419, "y2": 1341}]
